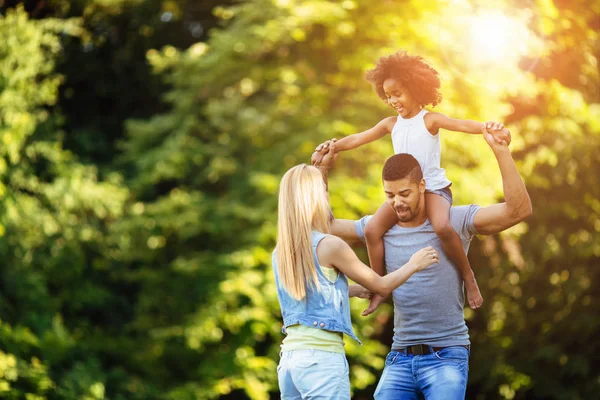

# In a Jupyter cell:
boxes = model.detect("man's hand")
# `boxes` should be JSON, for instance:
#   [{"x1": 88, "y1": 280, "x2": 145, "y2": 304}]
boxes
[
  {"x1": 473, "y1": 123, "x2": 531, "y2": 235},
  {"x1": 349, "y1": 284, "x2": 372, "y2": 299},
  {"x1": 482, "y1": 124, "x2": 510, "y2": 153},
  {"x1": 362, "y1": 294, "x2": 387, "y2": 316},
  {"x1": 484, "y1": 121, "x2": 511, "y2": 145},
  {"x1": 311, "y1": 140, "x2": 338, "y2": 169},
  {"x1": 491, "y1": 128, "x2": 511, "y2": 145}
]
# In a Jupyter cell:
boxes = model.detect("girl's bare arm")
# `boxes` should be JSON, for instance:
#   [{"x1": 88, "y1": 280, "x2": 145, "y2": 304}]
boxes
[
  {"x1": 425, "y1": 112, "x2": 510, "y2": 143},
  {"x1": 315, "y1": 116, "x2": 396, "y2": 153}
]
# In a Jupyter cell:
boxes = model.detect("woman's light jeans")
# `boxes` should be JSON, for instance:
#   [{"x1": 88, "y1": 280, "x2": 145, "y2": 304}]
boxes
[{"x1": 277, "y1": 349, "x2": 350, "y2": 399}]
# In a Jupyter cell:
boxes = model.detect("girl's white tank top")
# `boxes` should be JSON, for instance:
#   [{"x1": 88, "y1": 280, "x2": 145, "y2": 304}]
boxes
[{"x1": 391, "y1": 109, "x2": 451, "y2": 191}]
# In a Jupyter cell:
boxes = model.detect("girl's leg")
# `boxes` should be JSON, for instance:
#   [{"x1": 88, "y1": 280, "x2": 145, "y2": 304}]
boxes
[
  {"x1": 364, "y1": 202, "x2": 399, "y2": 277},
  {"x1": 425, "y1": 193, "x2": 483, "y2": 309},
  {"x1": 362, "y1": 203, "x2": 398, "y2": 316}
]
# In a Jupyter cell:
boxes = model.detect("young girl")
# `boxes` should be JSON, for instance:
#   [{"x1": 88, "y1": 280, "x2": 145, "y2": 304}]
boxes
[
  {"x1": 273, "y1": 163, "x2": 438, "y2": 399},
  {"x1": 315, "y1": 51, "x2": 510, "y2": 309}
]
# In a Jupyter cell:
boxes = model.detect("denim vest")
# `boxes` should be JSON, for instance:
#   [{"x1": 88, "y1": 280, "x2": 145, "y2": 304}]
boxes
[{"x1": 272, "y1": 231, "x2": 361, "y2": 345}]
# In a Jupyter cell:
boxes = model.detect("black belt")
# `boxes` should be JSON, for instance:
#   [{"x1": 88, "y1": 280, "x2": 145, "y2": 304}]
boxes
[{"x1": 396, "y1": 344, "x2": 470, "y2": 356}]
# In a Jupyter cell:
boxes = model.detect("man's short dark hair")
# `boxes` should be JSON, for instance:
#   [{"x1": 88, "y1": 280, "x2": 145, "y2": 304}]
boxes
[{"x1": 382, "y1": 154, "x2": 423, "y2": 183}]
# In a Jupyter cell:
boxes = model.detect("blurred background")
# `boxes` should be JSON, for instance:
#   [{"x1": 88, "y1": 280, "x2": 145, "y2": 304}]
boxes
[{"x1": 0, "y1": 0, "x2": 598, "y2": 399}]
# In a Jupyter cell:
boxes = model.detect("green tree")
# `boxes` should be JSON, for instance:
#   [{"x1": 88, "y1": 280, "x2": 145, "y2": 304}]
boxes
[
  {"x1": 0, "y1": 0, "x2": 597, "y2": 399},
  {"x1": 2, "y1": 0, "x2": 232, "y2": 166},
  {"x1": 0, "y1": 6, "x2": 131, "y2": 399},
  {"x1": 466, "y1": 1, "x2": 600, "y2": 398},
  {"x1": 120, "y1": 0, "x2": 599, "y2": 398}
]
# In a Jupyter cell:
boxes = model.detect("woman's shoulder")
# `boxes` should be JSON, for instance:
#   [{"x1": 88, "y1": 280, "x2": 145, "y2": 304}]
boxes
[
  {"x1": 316, "y1": 234, "x2": 348, "y2": 259},
  {"x1": 318, "y1": 234, "x2": 345, "y2": 248}
]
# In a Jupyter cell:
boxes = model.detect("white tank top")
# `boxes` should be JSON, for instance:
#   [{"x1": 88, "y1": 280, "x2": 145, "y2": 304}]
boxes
[{"x1": 391, "y1": 109, "x2": 451, "y2": 191}]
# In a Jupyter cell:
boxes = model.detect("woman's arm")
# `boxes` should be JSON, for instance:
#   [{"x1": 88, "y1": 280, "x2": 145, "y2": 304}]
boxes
[
  {"x1": 315, "y1": 116, "x2": 396, "y2": 153},
  {"x1": 317, "y1": 236, "x2": 438, "y2": 297}
]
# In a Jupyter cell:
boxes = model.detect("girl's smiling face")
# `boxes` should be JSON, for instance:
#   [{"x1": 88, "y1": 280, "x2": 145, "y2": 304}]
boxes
[{"x1": 383, "y1": 78, "x2": 421, "y2": 119}]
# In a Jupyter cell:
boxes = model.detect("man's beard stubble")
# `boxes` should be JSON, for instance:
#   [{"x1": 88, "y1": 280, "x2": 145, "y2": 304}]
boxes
[{"x1": 395, "y1": 195, "x2": 422, "y2": 223}]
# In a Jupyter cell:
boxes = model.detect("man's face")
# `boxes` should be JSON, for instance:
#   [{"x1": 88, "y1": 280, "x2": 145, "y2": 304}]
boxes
[{"x1": 383, "y1": 177, "x2": 425, "y2": 222}]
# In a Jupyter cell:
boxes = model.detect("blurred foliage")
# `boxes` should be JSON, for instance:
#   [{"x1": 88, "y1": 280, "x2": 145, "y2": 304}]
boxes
[
  {"x1": 0, "y1": 0, "x2": 598, "y2": 399},
  {"x1": 1, "y1": 0, "x2": 231, "y2": 166},
  {"x1": 0, "y1": 5, "x2": 129, "y2": 399}
]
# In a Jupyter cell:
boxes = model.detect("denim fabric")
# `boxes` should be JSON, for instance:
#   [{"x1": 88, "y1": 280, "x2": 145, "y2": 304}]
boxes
[
  {"x1": 277, "y1": 349, "x2": 350, "y2": 400},
  {"x1": 272, "y1": 231, "x2": 361, "y2": 344},
  {"x1": 374, "y1": 346, "x2": 469, "y2": 400}
]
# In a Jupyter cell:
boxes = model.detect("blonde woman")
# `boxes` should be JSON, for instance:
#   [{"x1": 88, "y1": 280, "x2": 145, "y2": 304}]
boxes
[{"x1": 273, "y1": 162, "x2": 439, "y2": 400}]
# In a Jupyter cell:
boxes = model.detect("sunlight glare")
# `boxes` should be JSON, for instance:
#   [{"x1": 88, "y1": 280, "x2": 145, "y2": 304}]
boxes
[{"x1": 469, "y1": 13, "x2": 529, "y2": 62}]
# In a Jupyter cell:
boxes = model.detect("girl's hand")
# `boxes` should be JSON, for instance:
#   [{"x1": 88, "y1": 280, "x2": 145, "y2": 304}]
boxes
[
  {"x1": 485, "y1": 121, "x2": 504, "y2": 131},
  {"x1": 484, "y1": 121, "x2": 505, "y2": 144},
  {"x1": 315, "y1": 138, "x2": 337, "y2": 152},
  {"x1": 408, "y1": 246, "x2": 439, "y2": 271},
  {"x1": 311, "y1": 141, "x2": 338, "y2": 168}
]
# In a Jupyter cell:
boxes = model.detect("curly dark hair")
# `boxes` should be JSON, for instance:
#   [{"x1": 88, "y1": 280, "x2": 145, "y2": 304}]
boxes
[
  {"x1": 365, "y1": 51, "x2": 442, "y2": 107},
  {"x1": 382, "y1": 154, "x2": 423, "y2": 183}
]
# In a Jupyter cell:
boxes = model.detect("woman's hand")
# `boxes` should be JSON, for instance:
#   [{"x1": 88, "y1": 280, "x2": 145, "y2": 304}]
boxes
[{"x1": 408, "y1": 246, "x2": 439, "y2": 271}]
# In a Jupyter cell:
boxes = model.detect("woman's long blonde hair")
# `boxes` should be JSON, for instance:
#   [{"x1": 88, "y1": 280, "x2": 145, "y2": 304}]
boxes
[{"x1": 276, "y1": 164, "x2": 331, "y2": 300}]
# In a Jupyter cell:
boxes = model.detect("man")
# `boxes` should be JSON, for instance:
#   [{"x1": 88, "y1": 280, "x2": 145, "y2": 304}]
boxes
[{"x1": 311, "y1": 125, "x2": 532, "y2": 399}]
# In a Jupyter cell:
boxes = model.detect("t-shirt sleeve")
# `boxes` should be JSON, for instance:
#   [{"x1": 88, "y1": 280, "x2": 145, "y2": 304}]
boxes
[
  {"x1": 450, "y1": 204, "x2": 481, "y2": 241},
  {"x1": 354, "y1": 215, "x2": 373, "y2": 243}
]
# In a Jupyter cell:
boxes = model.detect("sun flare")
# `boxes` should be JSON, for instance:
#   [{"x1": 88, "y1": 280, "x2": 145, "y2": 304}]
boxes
[{"x1": 468, "y1": 13, "x2": 530, "y2": 61}]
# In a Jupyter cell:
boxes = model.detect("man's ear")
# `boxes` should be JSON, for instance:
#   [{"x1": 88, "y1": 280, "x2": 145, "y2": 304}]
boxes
[{"x1": 419, "y1": 178, "x2": 426, "y2": 193}]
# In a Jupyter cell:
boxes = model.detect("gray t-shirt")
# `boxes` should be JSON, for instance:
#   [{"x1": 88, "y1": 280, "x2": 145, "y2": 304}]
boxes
[{"x1": 355, "y1": 205, "x2": 480, "y2": 349}]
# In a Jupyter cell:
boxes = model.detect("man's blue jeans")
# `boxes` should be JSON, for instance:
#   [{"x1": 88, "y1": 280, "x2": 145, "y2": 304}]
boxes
[{"x1": 374, "y1": 346, "x2": 469, "y2": 400}]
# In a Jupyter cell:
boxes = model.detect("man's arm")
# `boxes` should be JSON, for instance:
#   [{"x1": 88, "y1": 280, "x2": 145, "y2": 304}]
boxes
[
  {"x1": 331, "y1": 219, "x2": 364, "y2": 246},
  {"x1": 473, "y1": 127, "x2": 533, "y2": 235},
  {"x1": 349, "y1": 284, "x2": 371, "y2": 298}
]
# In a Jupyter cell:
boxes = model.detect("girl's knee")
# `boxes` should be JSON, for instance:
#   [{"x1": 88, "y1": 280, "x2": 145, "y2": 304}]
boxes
[
  {"x1": 432, "y1": 221, "x2": 454, "y2": 238},
  {"x1": 365, "y1": 221, "x2": 383, "y2": 242}
]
